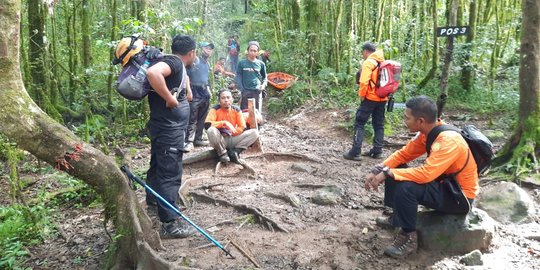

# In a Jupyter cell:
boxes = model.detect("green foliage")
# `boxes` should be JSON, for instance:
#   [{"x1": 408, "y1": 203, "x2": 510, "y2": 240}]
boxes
[
  {"x1": 0, "y1": 204, "x2": 53, "y2": 270},
  {"x1": 0, "y1": 136, "x2": 24, "y2": 202},
  {"x1": 267, "y1": 81, "x2": 313, "y2": 114},
  {"x1": 48, "y1": 172, "x2": 101, "y2": 208}
]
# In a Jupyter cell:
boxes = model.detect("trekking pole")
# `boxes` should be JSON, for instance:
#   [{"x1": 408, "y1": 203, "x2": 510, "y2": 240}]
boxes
[{"x1": 120, "y1": 165, "x2": 234, "y2": 258}]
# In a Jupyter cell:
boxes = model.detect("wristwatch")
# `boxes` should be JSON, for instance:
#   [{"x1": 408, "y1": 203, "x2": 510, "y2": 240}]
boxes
[{"x1": 382, "y1": 166, "x2": 392, "y2": 178}]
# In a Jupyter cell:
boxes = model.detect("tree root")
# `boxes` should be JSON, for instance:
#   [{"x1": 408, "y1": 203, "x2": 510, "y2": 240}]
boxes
[
  {"x1": 189, "y1": 191, "x2": 289, "y2": 233},
  {"x1": 214, "y1": 159, "x2": 256, "y2": 176}
]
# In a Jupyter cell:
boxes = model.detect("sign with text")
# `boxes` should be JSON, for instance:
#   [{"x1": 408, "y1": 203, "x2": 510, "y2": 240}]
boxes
[{"x1": 436, "y1": 26, "x2": 470, "y2": 37}]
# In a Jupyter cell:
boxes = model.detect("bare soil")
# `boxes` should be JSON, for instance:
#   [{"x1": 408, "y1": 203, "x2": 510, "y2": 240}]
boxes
[{"x1": 16, "y1": 103, "x2": 540, "y2": 269}]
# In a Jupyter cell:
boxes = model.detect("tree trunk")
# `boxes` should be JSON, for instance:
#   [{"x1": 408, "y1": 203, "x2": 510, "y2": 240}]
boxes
[
  {"x1": 27, "y1": 0, "x2": 46, "y2": 103},
  {"x1": 107, "y1": 0, "x2": 118, "y2": 109},
  {"x1": 0, "y1": 1, "x2": 191, "y2": 268},
  {"x1": 493, "y1": 0, "x2": 540, "y2": 178},
  {"x1": 437, "y1": 0, "x2": 458, "y2": 117},
  {"x1": 418, "y1": 0, "x2": 439, "y2": 89},
  {"x1": 462, "y1": 0, "x2": 477, "y2": 91},
  {"x1": 81, "y1": 0, "x2": 91, "y2": 89}
]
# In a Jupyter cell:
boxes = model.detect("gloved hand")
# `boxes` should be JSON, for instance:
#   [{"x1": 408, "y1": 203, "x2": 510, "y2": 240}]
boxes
[{"x1": 144, "y1": 46, "x2": 163, "y2": 60}]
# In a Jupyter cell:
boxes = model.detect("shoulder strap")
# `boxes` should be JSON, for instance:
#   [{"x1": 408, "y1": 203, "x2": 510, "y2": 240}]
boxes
[
  {"x1": 425, "y1": 124, "x2": 460, "y2": 156},
  {"x1": 427, "y1": 124, "x2": 471, "y2": 177}
]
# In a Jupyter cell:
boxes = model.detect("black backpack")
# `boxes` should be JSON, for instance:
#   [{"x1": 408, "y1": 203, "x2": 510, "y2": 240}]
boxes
[{"x1": 426, "y1": 125, "x2": 494, "y2": 175}]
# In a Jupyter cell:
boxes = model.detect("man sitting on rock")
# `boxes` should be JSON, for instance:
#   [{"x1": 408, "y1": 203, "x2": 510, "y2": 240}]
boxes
[
  {"x1": 364, "y1": 95, "x2": 479, "y2": 258},
  {"x1": 205, "y1": 90, "x2": 259, "y2": 163}
]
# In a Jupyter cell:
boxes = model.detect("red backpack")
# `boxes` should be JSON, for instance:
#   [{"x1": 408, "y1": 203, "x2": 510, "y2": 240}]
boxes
[{"x1": 373, "y1": 60, "x2": 401, "y2": 98}]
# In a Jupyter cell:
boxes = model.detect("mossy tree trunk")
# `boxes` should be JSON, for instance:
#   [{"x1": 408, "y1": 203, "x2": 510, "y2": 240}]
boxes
[
  {"x1": 418, "y1": 0, "x2": 439, "y2": 89},
  {"x1": 437, "y1": 0, "x2": 458, "y2": 117},
  {"x1": 493, "y1": 0, "x2": 540, "y2": 178},
  {"x1": 462, "y1": 0, "x2": 477, "y2": 92},
  {"x1": 0, "y1": 1, "x2": 191, "y2": 268}
]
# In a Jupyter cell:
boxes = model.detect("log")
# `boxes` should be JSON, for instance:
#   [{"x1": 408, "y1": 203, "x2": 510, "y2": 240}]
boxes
[
  {"x1": 245, "y1": 152, "x2": 321, "y2": 163},
  {"x1": 183, "y1": 149, "x2": 218, "y2": 165}
]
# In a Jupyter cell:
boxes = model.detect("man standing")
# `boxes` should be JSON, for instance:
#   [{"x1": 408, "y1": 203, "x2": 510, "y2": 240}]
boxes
[
  {"x1": 227, "y1": 33, "x2": 240, "y2": 73},
  {"x1": 364, "y1": 96, "x2": 478, "y2": 258},
  {"x1": 205, "y1": 90, "x2": 259, "y2": 163},
  {"x1": 236, "y1": 41, "x2": 267, "y2": 112},
  {"x1": 344, "y1": 42, "x2": 387, "y2": 161},
  {"x1": 145, "y1": 35, "x2": 197, "y2": 239},
  {"x1": 184, "y1": 41, "x2": 214, "y2": 152}
]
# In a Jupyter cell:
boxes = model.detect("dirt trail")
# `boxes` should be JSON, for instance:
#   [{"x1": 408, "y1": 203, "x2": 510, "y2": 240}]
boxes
[{"x1": 22, "y1": 104, "x2": 540, "y2": 269}]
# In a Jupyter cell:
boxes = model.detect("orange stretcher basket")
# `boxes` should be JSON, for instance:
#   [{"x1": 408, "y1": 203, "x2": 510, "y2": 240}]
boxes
[{"x1": 267, "y1": 72, "x2": 297, "y2": 90}]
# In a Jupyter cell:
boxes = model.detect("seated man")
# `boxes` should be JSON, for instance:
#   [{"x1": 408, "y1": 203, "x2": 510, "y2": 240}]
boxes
[
  {"x1": 214, "y1": 57, "x2": 236, "y2": 78},
  {"x1": 364, "y1": 95, "x2": 479, "y2": 258},
  {"x1": 205, "y1": 90, "x2": 259, "y2": 162}
]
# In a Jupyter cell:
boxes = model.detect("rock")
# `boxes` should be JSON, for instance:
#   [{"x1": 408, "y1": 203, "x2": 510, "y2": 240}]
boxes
[
  {"x1": 459, "y1": 249, "x2": 483, "y2": 266},
  {"x1": 319, "y1": 225, "x2": 338, "y2": 233},
  {"x1": 482, "y1": 129, "x2": 505, "y2": 142},
  {"x1": 291, "y1": 163, "x2": 316, "y2": 174},
  {"x1": 311, "y1": 185, "x2": 343, "y2": 206},
  {"x1": 416, "y1": 208, "x2": 496, "y2": 254},
  {"x1": 476, "y1": 181, "x2": 535, "y2": 224},
  {"x1": 287, "y1": 193, "x2": 302, "y2": 208}
]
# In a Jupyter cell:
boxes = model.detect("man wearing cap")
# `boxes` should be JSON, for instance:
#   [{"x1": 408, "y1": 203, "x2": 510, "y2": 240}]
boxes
[
  {"x1": 184, "y1": 41, "x2": 215, "y2": 152},
  {"x1": 343, "y1": 42, "x2": 387, "y2": 161},
  {"x1": 236, "y1": 41, "x2": 267, "y2": 112}
]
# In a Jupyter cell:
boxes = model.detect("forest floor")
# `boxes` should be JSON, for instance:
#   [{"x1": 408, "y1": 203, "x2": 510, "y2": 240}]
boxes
[{"x1": 13, "y1": 100, "x2": 540, "y2": 269}]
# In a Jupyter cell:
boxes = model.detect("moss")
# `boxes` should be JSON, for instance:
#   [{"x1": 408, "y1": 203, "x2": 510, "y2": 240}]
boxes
[{"x1": 493, "y1": 113, "x2": 540, "y2": 179}]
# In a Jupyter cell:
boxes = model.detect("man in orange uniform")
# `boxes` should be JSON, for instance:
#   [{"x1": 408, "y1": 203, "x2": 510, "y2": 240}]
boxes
[
  {"x1": 205, "y1": 90, "x2": 259, "y2": 162},
  {"x1": 344, "y1": 42, "x2": 388, "y2": 161},
  {"x1": 364, "y1": 96, "x2": 479, "y2": 258}
]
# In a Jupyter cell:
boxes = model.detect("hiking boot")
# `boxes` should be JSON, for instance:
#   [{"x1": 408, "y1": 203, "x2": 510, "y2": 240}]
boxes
[
  {"x1": 375, "y1": 215, "x2": 395, "y2": 229},
  {"x1": 194, "y1": 140, "x2": 209, "y2": 147},
  {"x1": 218, "y1": 153, "x2": 230, "y2": 162},
  {"x1": 343, "y1": 152, "x2": 361, "y2": 161},
  {"x1": 228, "y1": 151, "x2": 240, "y2": 163},
  {"x1": 160, "y1": 219, "x2": 196, "y2": 239},
  {"x1": 228, "y1": 148, "x2": 243, "y2": 163},
  {"x1": 362, "y1": 150, "x2": 383, "y2": 159},
  {"x1": 384, "y1": 230, "x2": 418, "y2": 258},
  {"x1": 183, "y1": 142, "x2": 194, "y2": 152}
]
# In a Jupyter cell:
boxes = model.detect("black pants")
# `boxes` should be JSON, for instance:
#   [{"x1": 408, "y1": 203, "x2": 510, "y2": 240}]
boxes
[
  {"x1": 349, "y1": 99, "x2": 386, "y2": 156},
  {"x1": 240, "y1": 90, "x2": 262, "y2": 111},
  {"x1": 186, "y1": 97, "x2": 210, "y2": 143},
  {"x1": 146, "y1": 125, "x2": 186, "y2": 223},
  {"x1": 384, "y1": 177, "x2": 472, "y2": 231}
]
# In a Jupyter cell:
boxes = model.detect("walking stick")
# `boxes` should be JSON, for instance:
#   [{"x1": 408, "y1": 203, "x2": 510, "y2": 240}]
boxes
[{"x1": 120, "y1": 165, "x2": 234, "y2": 258}]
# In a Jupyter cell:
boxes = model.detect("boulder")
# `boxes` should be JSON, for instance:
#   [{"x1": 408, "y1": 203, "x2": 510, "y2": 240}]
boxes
[
  {"x1": 416, "y1": 208, "x2": 496, "y2": 253},
  {"x1": 311, "y1": 185, "x2": 343, "y2": 206},
  {"x1": 459, "y1": 249, "x2": 483, "y2": 266},
  {"x1": 476, "y1": 181, "x2": 535, "y2": 224}
]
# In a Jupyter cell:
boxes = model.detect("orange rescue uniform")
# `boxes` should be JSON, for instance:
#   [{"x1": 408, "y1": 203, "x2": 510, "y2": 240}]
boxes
[
  {"x1": 358, "y1": 49, "x2": 388, "y2": 102},
  {"x1": 383, "y1": 127, "x2": 479, "y2": 199},
  {"x1": 205, "y1": 105, "x2": 246, "y2": 137}
]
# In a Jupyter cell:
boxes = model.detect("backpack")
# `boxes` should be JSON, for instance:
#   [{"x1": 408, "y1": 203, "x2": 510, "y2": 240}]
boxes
[
  {"x1": 115, "y1": 52, "x2": 156, "y2": 100},
  {"x1": 371, "y1": 60, "x2": 402, "y2": 98},
  {"x1": 426, "y1": 125, "x2": 494, "y2": 175}
]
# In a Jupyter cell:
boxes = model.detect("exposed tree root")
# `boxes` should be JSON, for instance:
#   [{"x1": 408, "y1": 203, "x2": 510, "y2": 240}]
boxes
[
  {"x1": 189, "y1": 191, "x2": 289, "y2": 233},
  {"x1": 213, "y1": 159, "x2": 256, "y2": 176}
]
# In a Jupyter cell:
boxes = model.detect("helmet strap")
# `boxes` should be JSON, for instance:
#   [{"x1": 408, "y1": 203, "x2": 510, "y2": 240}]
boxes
[{"x1": 112, "y1": 35, "x2": 140, "y2": 65}]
